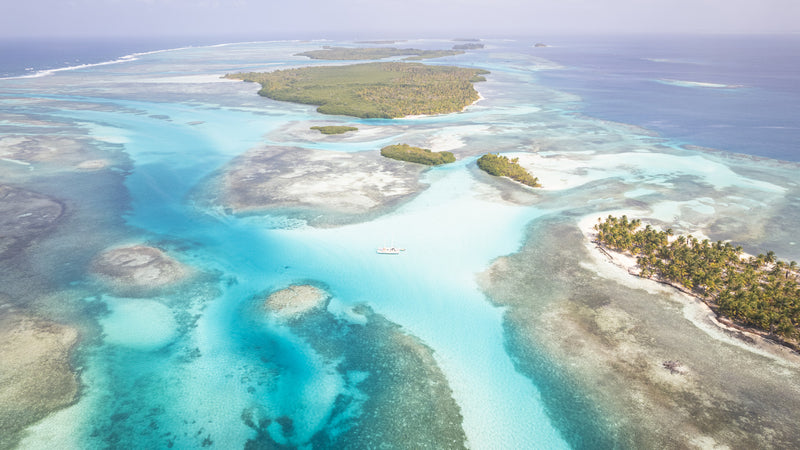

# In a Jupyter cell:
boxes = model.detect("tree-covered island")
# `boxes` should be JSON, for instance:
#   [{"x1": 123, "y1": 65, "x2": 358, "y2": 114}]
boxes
[
  {"x1": 296, "y1": 47, "x2": 464, "y2": 61},
  {"x1": 453, "y1": 43, "x2": 484, "y2": 50},
  {"x1": 476, "y1": 153, "x2": 541, "y2": 187},
  {"x1": 353, "y1": 40, "x2": 405, "y2": 44},
  {"x1": 310, "y1": 126, "x2": 358, "y2": 135},
  {"x1": 594, "y1": 215, "x2": 800, "y2": 346},
  {"x1": 225, "y1": 62, "x2": 489, "y2": 119},
  {"x1": 380, "y1": 144, "x2": 456, "y2": 166}
]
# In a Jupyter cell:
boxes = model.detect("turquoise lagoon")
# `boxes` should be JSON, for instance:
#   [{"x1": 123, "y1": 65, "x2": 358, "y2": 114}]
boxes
[{"x1": 3, "y1": 39, "x2": 800, "y2": 449}]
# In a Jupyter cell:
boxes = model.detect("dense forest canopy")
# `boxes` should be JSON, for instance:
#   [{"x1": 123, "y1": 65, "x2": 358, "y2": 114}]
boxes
[
  {"x1": 380, "y1": 144, "x2": 456, "y2": 166},
  {"x1": 225, "y1": 62, "x2": 489, "y2": 119},
  {"x1": 595, "y1": 215, "x2": 800, "y2": 343},
  {"x1": 476, "y1": 153, "x2": 541, "y2": 187},
  {"x1": 310, "y1": 126, "x2": 358, "y2": 135}
]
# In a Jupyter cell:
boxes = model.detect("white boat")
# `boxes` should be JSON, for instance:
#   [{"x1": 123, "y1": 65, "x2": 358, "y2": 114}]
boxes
[{"x1": 376, "y1": 246, "x2": 405, "y2": 255}]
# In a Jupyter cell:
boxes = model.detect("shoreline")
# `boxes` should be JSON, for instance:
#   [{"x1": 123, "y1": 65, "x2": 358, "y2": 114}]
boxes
[
  {"x1": 577, "y1": 213, "x2": 800, "y2": 366},
  {"x1": 401, "y1": 92, "x2": 484, "y2": 120}
]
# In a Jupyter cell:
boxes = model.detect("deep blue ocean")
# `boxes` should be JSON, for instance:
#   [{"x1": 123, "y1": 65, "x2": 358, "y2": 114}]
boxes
[
  {"x1": 529, "y1": 34, "x2": 800, "y2": 161},
  {"x1": 0, "y1": 36, "x2": 251, "y2": 78}
]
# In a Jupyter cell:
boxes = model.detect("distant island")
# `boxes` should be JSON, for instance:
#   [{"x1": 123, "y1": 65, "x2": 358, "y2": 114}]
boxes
[
  {"x1": 296, "y1": 47, "x2": 464, "y2": 61},
  {"x1": 225, "y1": 62, "x2": 489, "y2": 119},
  {"x1": 594, "y1": 215, "x2": 799, "y2": 348},
  {"x1": 534, "y1": 43, "x2": 549, "y2": 48},
  {"x1": 453, "y1": 43, "x2": 484, "y2": 50},
  {"x1": 310, "y1": 125, "x2": 358, "y2": 135},
  {"x1": 353, "y1": 40, "x2": 405, "y2": 44},
  {"x1": 380, "y1": 144, "x2": 456, "y2": 166},
  {"x1": 477, "y1": 153, "x2": 541, "y2": 187}
]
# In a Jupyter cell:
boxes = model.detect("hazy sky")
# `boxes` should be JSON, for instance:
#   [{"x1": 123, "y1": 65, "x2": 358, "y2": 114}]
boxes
[{"x1": 3, "y1": 0, "x2": 799, "y2": 39}]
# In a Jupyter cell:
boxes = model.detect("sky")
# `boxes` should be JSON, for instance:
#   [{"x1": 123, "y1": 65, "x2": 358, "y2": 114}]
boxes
[{"x1": 2, "y1": 0, "x2": 799, "y2": 39}]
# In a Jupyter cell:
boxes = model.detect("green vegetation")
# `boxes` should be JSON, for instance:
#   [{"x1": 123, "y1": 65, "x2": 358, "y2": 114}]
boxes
[
  {"x1": 380, "y1": 144, "x2": 455, "y2": 166},
  {"x1": 476, "y1": 153, "x2": 541, "y2": 187},
  {"x1": 595, "y1": 215, "x2": 800, "y2": 342},
  {"x1": 310, "y1": 125, "x2": 358, "y2": 135},
  {"x1": 225, "y1": 62, "x2": 489, "y2": 119},
  {"x1": 403, "y1": 50, "x2": 465, "y2": 61},
  {"x1": 296, "y1": 47, "x2": 464, "y2": 61}
]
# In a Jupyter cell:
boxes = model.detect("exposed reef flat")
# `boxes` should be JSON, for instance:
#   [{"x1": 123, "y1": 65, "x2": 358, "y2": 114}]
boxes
[
  {"x1": 479, "y1": 219, "x2": 800, "y2": 448},
  {"x1": 264, "y1": 285, "x2": 329, "y2": 318},
  {"x1": 0, "y1": 184, "x2": 64, "y2": 259},
  {"x1": 90, "y1": 245, "x2": 189, "y2": 295},
  {"x1": 0, "y1": 135, "x2": 110, "y2": 171},
  {"x1": 0, "y1": 310, "x2": 79, "y2": 450},
  {"x1": 75, "y1": 159, "x2": 110, "y2": 171},
  {"x1": 210, "y1": 145, "x2": 427, "y2": 226}
]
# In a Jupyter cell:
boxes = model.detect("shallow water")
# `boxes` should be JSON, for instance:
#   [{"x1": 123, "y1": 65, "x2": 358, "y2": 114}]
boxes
[{"x1": 2, "y1": 37, "x2": 800, "y2": 449}]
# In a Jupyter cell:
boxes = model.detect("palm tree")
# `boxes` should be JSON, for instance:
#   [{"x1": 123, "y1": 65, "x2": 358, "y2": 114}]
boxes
[{"x1": 765, "y1": 250, "x2": 776, "y2": 264}]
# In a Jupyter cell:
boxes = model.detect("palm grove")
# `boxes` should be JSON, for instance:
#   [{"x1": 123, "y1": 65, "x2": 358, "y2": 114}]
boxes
[{"x1": 595, "y1": 215, "x2": 799, "y2": 343}]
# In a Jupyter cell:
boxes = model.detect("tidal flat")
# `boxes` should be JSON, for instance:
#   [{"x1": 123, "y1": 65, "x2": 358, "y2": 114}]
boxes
[{"x1": 204, "y1": 145, "x2": 427, "y2": 226}]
